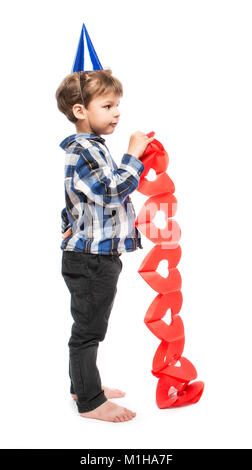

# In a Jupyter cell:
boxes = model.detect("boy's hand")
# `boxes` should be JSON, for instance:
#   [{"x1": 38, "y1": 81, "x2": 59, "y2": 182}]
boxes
[
  {"x1": 127, "y1": 131, "x2": 155, "y2": 159},
  {"x1": 62, "y1": 227, "x2": 73, "y2": 239}
]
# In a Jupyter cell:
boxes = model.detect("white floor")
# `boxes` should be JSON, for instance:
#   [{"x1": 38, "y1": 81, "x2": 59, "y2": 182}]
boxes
[
  {"x1": 1, "y1": 356, "x2": 250, "y2": 449},
  {"x1": 1, "y1": 252, "x2": 251, "y2": 450}
]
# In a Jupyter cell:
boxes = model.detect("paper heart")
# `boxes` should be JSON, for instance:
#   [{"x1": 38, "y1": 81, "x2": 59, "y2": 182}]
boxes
[
  {"x1": 170, "y1": 381, "x2": 205, "y2": 407},
  {"x1": 156, "y1": 377, "x2": 204, "y2": 409},
  {"x1": 137, "y1": 135, "x2": 175, "y2": 197},
  {"x1": 139, "y1": 139, "x2": 169, "y2": 173},
  {"x1": 156, "y1": 356, "x2": 197, "y2": 382},
  {"x1": 152, "y1": 338, "x2": 185, "y2": 373},
  {"x1": 138, "y1": 169, "x2": 175, "y2": 197},
  {"x1": 138, "y1": 245, "x2": 182, "y2": 293},
  {"x1": 135, "y1": 192, "x2": 177, "y2": 226},
  {"x1": 139, "y1": 267, "x2": 181, "y2": 294},
  {"x1": 145, "y1": 315, "x2": 185, "y2": 342},
  {"x1": 156, "y1": 375, "x2": 188, "y2": 409},
  {"x1": 144, "y1": 291, "x2": 183, "y2": 323},
  {"x1": 135, "y1": 193, "x2": 180, "y2": 245},
  {"x1": 139, "y1": 244, "x2": 182, "y2": 272},
  {"x1": 137, "y1": 220, "x2": 181, "y2": 247}
]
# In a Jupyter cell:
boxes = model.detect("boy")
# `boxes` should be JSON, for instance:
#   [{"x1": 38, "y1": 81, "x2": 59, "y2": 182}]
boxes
[{"x1": 56, "y1": 69, "x2": 154, "y2": 423}]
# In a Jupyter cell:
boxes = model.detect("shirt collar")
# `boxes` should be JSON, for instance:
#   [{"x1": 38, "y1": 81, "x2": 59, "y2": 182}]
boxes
[{"x1": 59, "y1": 132, "x2": 106, "y2": 150}]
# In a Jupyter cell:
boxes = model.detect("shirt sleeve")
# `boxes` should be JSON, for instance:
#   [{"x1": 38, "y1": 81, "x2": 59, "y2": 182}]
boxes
[
  {"x1": 73, "y1": 145, "x2": 145, "y2": 208},
  {"x1": 61, "y1": 207, "x2": 72, "y2": 234}
]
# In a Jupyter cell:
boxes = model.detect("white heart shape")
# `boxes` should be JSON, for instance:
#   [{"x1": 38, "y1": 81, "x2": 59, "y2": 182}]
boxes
[
  {"x1": 156, "y1": 259, "x2": 169, "y2": 278},
  {"x1": 174, "y1": 360, "x2": 181, "y2": 368},
  {"x1": 146, "y1": 168, "x2": 157, "y2": 181},
  {"x1": 152, "y1": 210, "x2": 167, "y2": 229},
  {"x1": 162, "y1": 308, "x2": 172, "y2": 326}
]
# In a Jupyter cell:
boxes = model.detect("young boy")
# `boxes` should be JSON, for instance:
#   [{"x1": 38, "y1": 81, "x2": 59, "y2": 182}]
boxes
[{"x1": 56, "y1": 69, "x2": 154, "y2": 423}]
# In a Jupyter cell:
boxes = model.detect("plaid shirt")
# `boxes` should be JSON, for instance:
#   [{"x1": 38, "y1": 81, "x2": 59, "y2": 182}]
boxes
[{"x1": 60, "y1": 132, "x2": 145, "y2": 254}]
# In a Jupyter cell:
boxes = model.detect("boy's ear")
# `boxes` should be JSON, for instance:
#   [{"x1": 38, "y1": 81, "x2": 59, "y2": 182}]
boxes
[{"x1": 72, "y1": 103, "x2": 87, "y2": 120}]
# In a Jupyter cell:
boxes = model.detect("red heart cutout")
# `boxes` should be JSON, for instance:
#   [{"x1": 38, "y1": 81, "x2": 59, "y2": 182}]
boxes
[
  {"x1": 135, "y1": 192, "x2": 177, "y2": 225},
  {"x1": 138, "y1": 267, "x2": 181, "y2": 294},
  {"x1": 139, "y1": 244, "x2": 182, "y2": 271},
  {"x1": 138, "y1": 170, "x2": 175, "y2": 197},
  {"x1": 137, "y1": 150, "x2": 175, "y2": 197},
  {"x1": 138, "y1": 171, "x2": 175, "y2": 197},
  {"x1": 156, "y1": 377, "x2": 204, "y2": 408},
  {"x1": 157, "y1": 356, "x2": 197, "y2": 382},
  {"x1": 136, "y1": 219, "x2": 181, "y2": 247},
  {"x1": 135, "y1": 192, "x2": 181, "y2": 246},
  {"x1": 144, "y1": 291, "x2": 183, "y2": 323},
  {"x1": 156, "y1": 375, "x2": 188, "y2": 409},
  {"x1": 138, "y1": 245, "x2": 182, "y2": 293},
  {"x1": 146, "y1": 315, "x2": 184, "y2": 342},
  {"x1": 139, "y1": 138, "x2": 169, "y2": 173},
  {"x1": 152, "y1": 338, "x2": 185, "y2": 373}
]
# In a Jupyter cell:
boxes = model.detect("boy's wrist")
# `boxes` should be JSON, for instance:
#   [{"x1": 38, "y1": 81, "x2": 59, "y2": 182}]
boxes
[
  {"x1": 127, "y1": 147, "x2": 141, "y2": 158},
  {"x1": 127, "y1": 148, "x2": 140, "y2": 159}
]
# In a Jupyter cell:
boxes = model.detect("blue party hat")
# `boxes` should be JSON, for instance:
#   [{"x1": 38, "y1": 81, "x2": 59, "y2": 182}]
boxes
[{"x1": 72, "y1": 23, "x2": 103, "y2": 72}]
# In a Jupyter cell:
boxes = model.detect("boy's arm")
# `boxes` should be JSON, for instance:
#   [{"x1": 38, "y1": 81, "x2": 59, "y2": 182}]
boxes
[
  {"x1": 73, "y1": 146, "x2": 145, "y2": 208},
  {"x1": 61, "y1": 207, "x2": 72, "y2": 234}
]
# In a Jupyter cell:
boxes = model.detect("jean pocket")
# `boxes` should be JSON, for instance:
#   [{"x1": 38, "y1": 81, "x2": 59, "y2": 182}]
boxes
[
  {"x1": 62, "y1": 251, "x2": 90, "y2": 281},
  {"x1": 63, "y1": 250, "x2": 87, "y2": 264}
]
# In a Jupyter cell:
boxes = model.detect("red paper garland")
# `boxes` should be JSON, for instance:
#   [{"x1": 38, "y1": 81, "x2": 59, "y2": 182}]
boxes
[{"x1": 136, "y1": 132, "x2": 204, "y2": 408}]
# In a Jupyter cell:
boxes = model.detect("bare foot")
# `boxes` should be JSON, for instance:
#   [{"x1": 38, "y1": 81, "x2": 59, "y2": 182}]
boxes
[
  {"x1": 80, "y1": 400, "x2": 136, "y2": 422},
  {"x1": 72, "y1": 386, "x2": 125, "y2": 401},
  {"x1": 101, "y1": 386, "x2": 126, "y2": 399}
]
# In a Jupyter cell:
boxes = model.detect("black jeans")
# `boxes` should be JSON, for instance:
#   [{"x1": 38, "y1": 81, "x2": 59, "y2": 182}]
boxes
[{"x1": 61, "y1": 250, "x2": 122, "y2": 413}]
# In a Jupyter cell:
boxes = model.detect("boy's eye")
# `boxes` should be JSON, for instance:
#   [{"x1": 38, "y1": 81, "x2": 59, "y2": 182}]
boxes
[{"x1": 104, "y1": 104, "x2": 120, "y2": 109}]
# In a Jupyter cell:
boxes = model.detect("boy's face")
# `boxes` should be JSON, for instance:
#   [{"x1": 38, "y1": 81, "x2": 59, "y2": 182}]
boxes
[{"x1": 73, "y1": 91, "x2": 121, "y2": 136}]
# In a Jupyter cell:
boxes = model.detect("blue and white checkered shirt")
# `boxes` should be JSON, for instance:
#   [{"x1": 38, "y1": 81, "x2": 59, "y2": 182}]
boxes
[{"x1": 60, "y1": 132, "x2": 145, "y2": 254}]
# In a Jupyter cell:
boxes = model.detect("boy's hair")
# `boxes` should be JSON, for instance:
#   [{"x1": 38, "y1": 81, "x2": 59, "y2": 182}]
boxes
[{"x1": 55, "y1": 69, "x2": 123, "y2": 123}]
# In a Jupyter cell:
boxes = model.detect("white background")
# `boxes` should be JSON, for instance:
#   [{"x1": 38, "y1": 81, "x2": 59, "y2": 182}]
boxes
[{"x1": 0, "y1": 0, "x2": 252, "y2": 449}]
